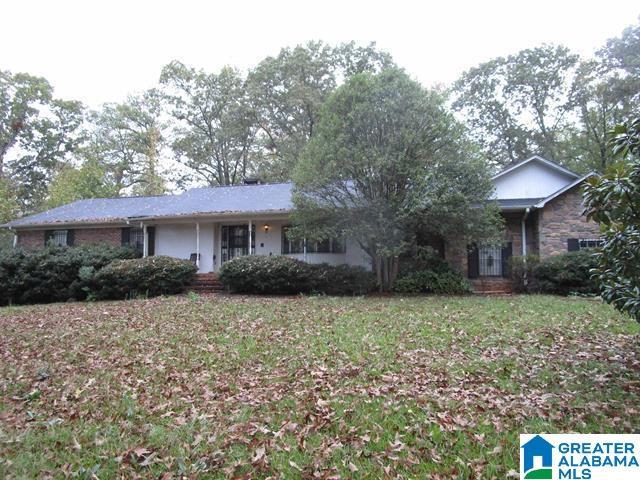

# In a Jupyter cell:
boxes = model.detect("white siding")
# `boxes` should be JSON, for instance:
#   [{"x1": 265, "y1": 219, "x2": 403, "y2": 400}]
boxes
[
  {"x1": 155, "y1": 223, "x2": 215, "y2": 273},
  {"x1": 493, "y1": 161, "x2": 575, "y2": 199},
  {"x1": 155, "y1": 219, "x2": 372, "y2": 273}
]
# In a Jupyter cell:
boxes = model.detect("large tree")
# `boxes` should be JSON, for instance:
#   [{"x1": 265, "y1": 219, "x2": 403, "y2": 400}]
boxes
[
  {"x1": 160, "y1": 62, "x2": 255, "y2": 187},
  {"x1": 84, "y1": 90, "x2": 168, "y2": 195},
  {"x1": 0, "y1": 70, "x2": 84, "y2": 211},
  {"x1": 247, "y1": 41, "x2": 394, "y2": 181},
  {"x1": 46, "y1": 158, "x2": 119, "y2": 208},
  {"x1": 293, "y1": 69, "x2": 501, "y2": 291},
  {"x1": 453, "y1": 45, "x2": 580, "y2": 168}
]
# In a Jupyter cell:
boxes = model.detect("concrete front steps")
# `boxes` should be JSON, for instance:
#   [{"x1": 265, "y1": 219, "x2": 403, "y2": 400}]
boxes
[
  {"x1": 188, "y1": 273, "x2": 224, "y2": 293},
  {"x1": 471, "y1": 278, "x2": 513, "y2": 295}
]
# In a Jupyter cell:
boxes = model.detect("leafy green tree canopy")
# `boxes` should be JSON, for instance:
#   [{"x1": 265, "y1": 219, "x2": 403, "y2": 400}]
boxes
[
  {"x1": 0, "y1": 69, "x2": 84, "y2": 211},
  {"x1": 160, "y1": 62, "x2": 255, "y2": 187},
  {"x1": 293, "y1": 68, "x2": 501, "y2": 290},
  {"x1": 247, "y1": 41, "x2": 395, "y2": 181}
]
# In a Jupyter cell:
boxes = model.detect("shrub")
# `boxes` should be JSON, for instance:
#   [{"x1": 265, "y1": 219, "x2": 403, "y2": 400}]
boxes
[
  {"x1": 219, "y1": 255, "x2": 377, "y2": 295},
  {"x1": 393, "y1": 246, "x2": 471, "y2": 295},
  {"x1": 399, "y1": 246, "x2": 451, "y2": 276},
  {"x1": 509, "y1": 254, "x2": 540, "y2": 293},
  {"x1": 0, "y1": 244, "x2": 139, "y2": 305},
  {"x1": 530, "y1": 250, "x2": 599, "y2": 296},
  {"x1": 310, "y1": 263, "x2": 377, "y2": 295},
  {"x1": 92, "y1": 256, "x2": 197, "y2": 300},
  {"x1": 219, "y1": 255, "x2": 314, "y2": 294},
  {"x1": 393, "y1": 269, "x2": 472, "y2": 294}
]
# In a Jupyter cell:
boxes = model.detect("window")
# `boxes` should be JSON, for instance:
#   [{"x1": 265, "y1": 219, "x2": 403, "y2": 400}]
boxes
[
  {"x1": 45, "y1": 229, "x2": 71, "y2": 246},
  {"x1": 579, "y1": 238, "x2": 604, "y2": 250},
  {"x1": 281, "y1": 226, "x2": 304, "y2": 254},
  {"x1": 567, "y1": 238, "x2": 604, "y2": 251},
  {"x1": 52, "y1": 230, "x2": 68, "y2": 246},
  {"x1": 130, "y1": 228, "x2": 145, "y2": 252},
  {"x1": 121, "y1": 227, "x2": 154, "y2": 255},
  {"x1": 281, "y1": 226, "x2": 346, "y2": 254}
]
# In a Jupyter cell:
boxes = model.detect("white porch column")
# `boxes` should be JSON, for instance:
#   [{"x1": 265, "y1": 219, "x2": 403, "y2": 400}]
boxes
[
  {"x1": 248, "y1": 220, "x2": 252, "y2": 254},
  {"x1": 195, "y1": 222, "x2": 200, "y2": 269},
  {"x1": 142, "y1": 224, "x2": 148, "y2": 257},
  {"x1": 12, "y1": 231, "x2": 17, "y2": 249}
]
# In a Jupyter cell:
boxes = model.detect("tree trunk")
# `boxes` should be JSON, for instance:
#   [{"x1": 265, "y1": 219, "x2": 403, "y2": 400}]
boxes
[{"x1": 373, "y1": 255, "x2": 400, "y2": 292}]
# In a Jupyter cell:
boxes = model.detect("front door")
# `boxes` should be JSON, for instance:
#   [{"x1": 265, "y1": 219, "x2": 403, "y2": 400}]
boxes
[{"x1": 221, "y1": 225, "x2": 255, "y2": 263}]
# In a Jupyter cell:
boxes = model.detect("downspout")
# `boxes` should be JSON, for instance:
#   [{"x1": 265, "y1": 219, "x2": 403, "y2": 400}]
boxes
[
  {"x1": 195, "y1": 222, "x2": 200, "y2": 270},
  {"x1": 521, "y1": 207, "x2": 531, "y2": 285},
  {"x1": 9, "y1": 227, "x2": 17, "y2": 248},
  {"x1": 142, "y1": 223, "x2": 148, "y2": 258},
  {"x1": 521, "y1": 208, "x2": 530, "y2": 257}
]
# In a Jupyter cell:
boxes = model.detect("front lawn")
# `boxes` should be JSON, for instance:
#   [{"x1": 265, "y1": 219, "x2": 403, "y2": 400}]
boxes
[{"x1": 1, "y1": 295, "x2": 638, "y2": 478}]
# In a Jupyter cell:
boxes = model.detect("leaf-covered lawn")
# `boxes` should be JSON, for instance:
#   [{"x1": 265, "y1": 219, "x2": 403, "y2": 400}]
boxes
[{"x1": 1, "y1": 294, "x2": 638, "y2": 479}]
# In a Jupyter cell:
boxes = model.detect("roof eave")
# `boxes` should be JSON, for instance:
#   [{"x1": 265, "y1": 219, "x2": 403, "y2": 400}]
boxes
[
  {"x1": 492, "y1": 155, "x2": 581, "y2": 181},
  {"x1": 534, "y1": 172, "x2": 597, "y2": 208}
]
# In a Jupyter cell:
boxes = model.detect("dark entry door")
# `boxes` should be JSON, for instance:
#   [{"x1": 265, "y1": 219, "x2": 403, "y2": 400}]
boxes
[
  {"x1": 221, "y1": 225, "x2": 255, "y2": 263},
  {"x1": 468, "y1": 242, "x2": 512, "y2": 278}
]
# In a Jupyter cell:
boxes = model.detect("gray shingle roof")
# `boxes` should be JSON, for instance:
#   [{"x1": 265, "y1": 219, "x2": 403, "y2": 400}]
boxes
[{"x1": 5, "y1": 183, "x2": 294, "y2": 228}]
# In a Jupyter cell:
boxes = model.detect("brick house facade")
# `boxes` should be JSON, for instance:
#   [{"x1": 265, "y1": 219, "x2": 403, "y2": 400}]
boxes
[
  {"x1": 17, "y1": 227, "x2": 122, "y2": 249},
  {"x1": 537, "y1": 187, "x2": 601, "y2": 257},
  {"x1": 4, "y1": 156, "x2": 602, "y2": 293}
]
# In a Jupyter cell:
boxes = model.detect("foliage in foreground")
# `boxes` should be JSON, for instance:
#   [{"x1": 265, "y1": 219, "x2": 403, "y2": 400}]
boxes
[
  {"x1": 91, "y1": 256, "x2": 197, "y2": 300},
  {"x1": 584, "y1": 117, "x2": 640, "y2": 321},
  {"x1": 219, "y1": 255, "x2": 376, "y2": 295},
  {"x1": 0, "y1": 245, "x2": 139, "y2": 305},
  {"x1": 0, "y1": 295, "x2": 637, "y2": 478},
  {"x1": 393, "y1": 248, "x2": 472, "y2": 294},
  {"x1": 292, "y1": 68, "x2": 501, "y2": 291},
  {"x1": 510, "y1": 250, "x2": 599, "y2": 296}
]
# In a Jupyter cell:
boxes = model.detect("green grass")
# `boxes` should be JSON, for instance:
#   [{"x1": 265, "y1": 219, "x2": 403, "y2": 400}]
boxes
[{"x1": 0, "y1": 294, "x2": 638, "y2": 478}]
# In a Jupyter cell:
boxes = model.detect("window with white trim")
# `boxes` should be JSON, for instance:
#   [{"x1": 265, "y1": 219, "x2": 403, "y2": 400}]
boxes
[
  {"x1": 579, "y1": 238, "x2": 604, "y2": 250},
  {"x1": 52, "y1": 230, "x2": 68, "y2": 246},
  {"x1": 281, "y1": 226, "x2": 346, "y2": 254},
  {"x1": 129, "y1": 227, "x2": 145, "y2": 252}
]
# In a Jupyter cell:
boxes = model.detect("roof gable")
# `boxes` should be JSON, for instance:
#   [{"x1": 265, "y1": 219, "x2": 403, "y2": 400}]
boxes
[{"x1": 493, "y1": 156, "x2": 580, "y2": 200}]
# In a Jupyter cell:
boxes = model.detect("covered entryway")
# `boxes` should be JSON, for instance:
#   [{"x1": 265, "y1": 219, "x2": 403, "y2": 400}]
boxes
[{"x1": 220, "y1": 224, "x2": 256, "y2": 264}]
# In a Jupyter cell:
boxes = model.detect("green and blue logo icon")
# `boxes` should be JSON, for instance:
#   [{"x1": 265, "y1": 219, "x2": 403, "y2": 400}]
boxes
[{"x1": 521, "y1": 435, "x2": 554, "y2": 479}]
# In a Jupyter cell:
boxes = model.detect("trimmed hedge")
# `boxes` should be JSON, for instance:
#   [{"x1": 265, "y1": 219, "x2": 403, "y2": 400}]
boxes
[
  {"x1": 510, "y1": 250, "x2": 599, "y2": 296},
  {"x1": 310, "y1": 263, "x2": 377, "y2": 295},
  {"x1": 0, "y1": 245, "x2": 139, "y2": 305},
  {"x1": 218, "y1": 255, "x2": 376, "y2": 295},
  {"x1": 532, "y1": 250, "x2": 599, "y2": 296},
  {"x1": 91, "y1": 256, "x2": 197, "y2": 300}
]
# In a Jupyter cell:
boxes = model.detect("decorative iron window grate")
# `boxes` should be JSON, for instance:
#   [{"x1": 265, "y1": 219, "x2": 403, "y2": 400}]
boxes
[
  {"x1": 478, "y1": 245, "x2": 503, "y2": 277},
  {"x1": 579, "y1": 238, "x2": 604, "y2": 250}
]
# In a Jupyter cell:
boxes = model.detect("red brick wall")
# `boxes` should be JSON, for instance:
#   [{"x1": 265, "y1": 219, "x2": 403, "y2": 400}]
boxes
[
  {"x1": 74, "y1": 228, "x2": 121, "y2": 246},
  {"x1": 16, "y1": 230, "x2": 44, "y2": 249},
  {"x1": 538, "y1": 186, "x2": 601, "y2": 258},
  {"x1": 17, "y1": 227, "x2": 122, "y2": 249}
]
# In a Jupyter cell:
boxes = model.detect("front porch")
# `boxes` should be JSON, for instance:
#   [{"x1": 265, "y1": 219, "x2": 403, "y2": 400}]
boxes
[{"x1": 140, "y1": 215, "x2": 371, "y2": 274}]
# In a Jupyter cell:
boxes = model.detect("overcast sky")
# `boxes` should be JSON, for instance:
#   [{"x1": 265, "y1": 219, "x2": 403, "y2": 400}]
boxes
[{"x1": 1, "y1": 0, "x2": 639, "y2": 108}]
